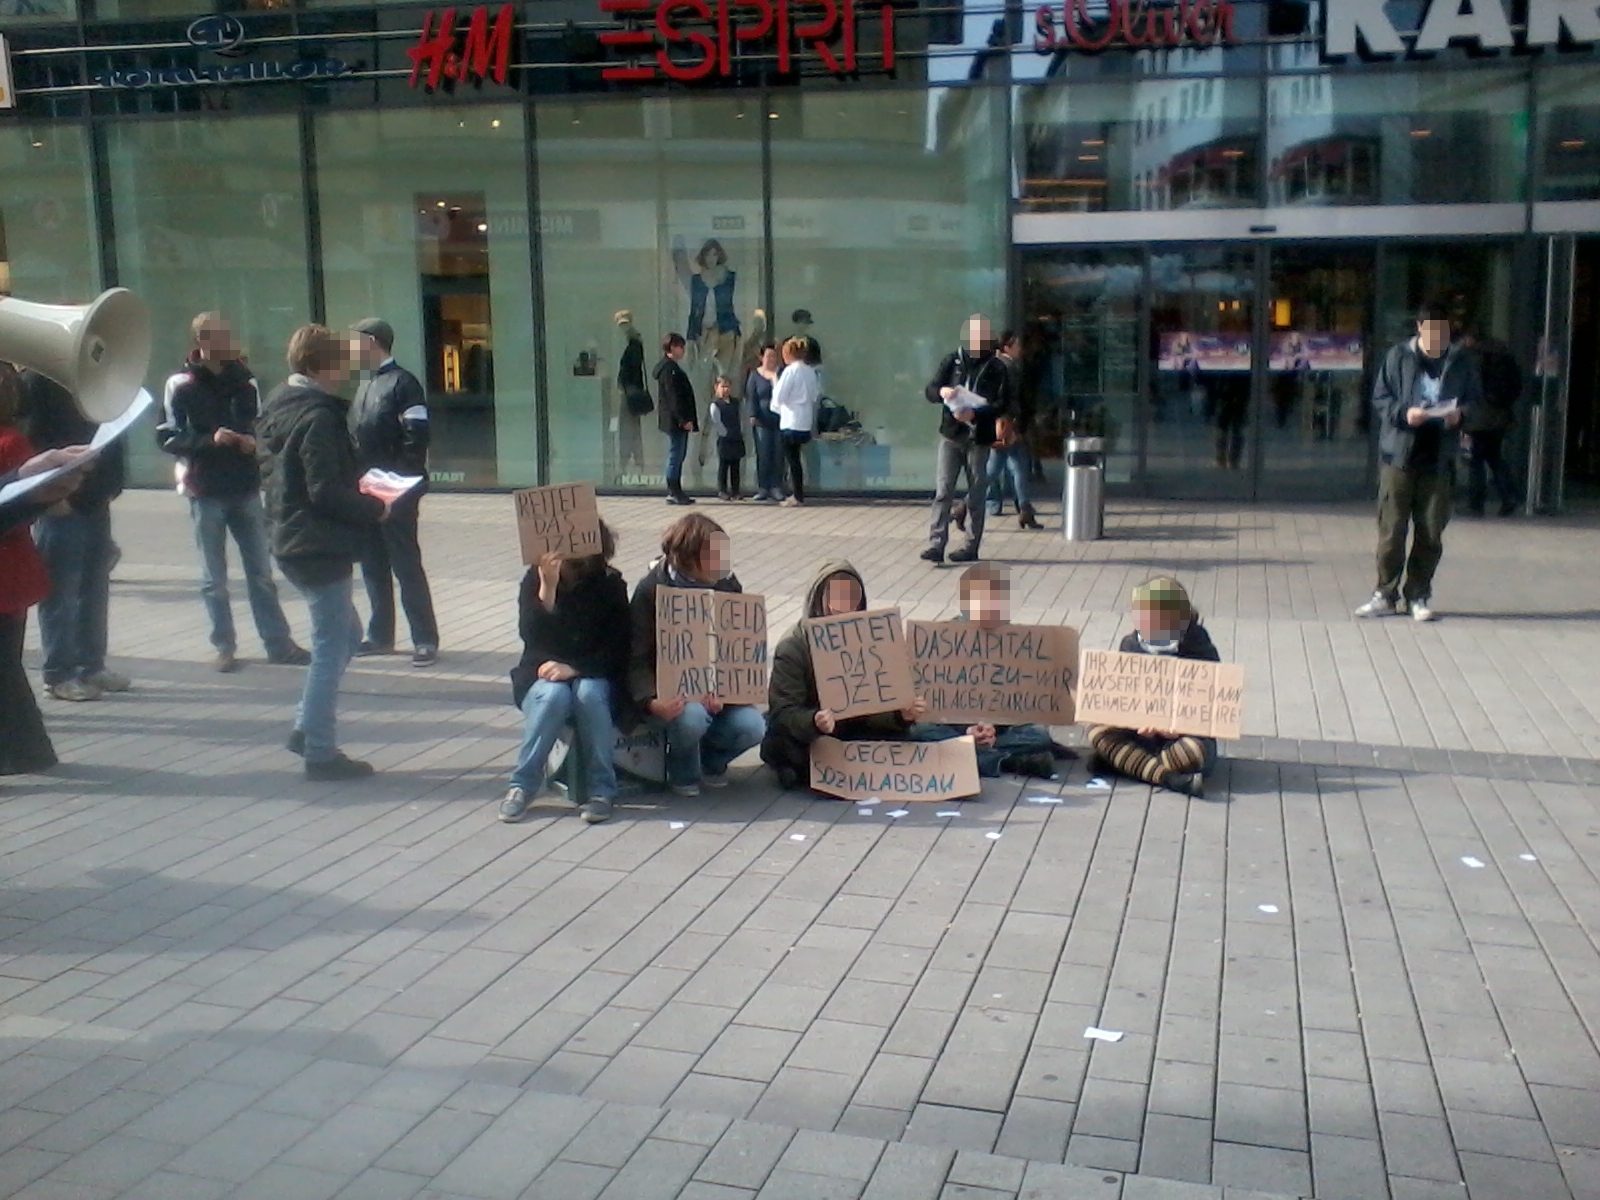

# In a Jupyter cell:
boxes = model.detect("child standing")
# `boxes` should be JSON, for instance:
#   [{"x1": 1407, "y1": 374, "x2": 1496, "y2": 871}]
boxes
[
  {"x1": 708, "y1": 375, "x2": 746, "y2": 501},
  {"x1": 1087, "y1": 576, "x2": 1220, "y2": 798}
]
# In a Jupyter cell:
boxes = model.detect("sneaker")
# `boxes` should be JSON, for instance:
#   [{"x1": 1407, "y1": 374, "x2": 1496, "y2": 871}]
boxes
[
  {"x1": 214, "y1": 651, "x2": 241, "y2": 674},
  {"x1": 304, "y1": 754, "x2": 375, "y2": 781},
  {"x1": 702, "y1": 772, "x2": 730, "y2": 789},
  {"x1": 949, "y1": 545, "x2": 980, "y2": 564},
  {"x1": 268, "y1": 644, "x2": 312, "y2": 666},
  {"x1": 84, "y1": 669, "x2": 130, "y2": 694},
  {"x1": 357, "y1": 640, "x2": 394, "y2": 657},
  {"x1": 1162, "y1": 771, "x2": 1206, "y2": 799},
  {"x1": 773, "y1": 765, "x2": 800, "y2": 791},
  {"x1": 581, "y1": 797, "x2": 614, "y2": 824},
  {"x1": 498, "y1": 785, "x2": 531, "y2": 823},
  {"x1": 781, "y1": 497, "x2": 803, "y2": 508},
  {"x1": 919, "y1": 545, "x2": 945, "y2": 565},
  {"x1": 717, "y1": 491, "x2": 731, "y2": 501},
  {"x1": 286, "y1": 729, "x2": 305, "y2": 757},
  {"x1": 1000, "y1": 751, "x2": 1056, "y2": 778},
  {"x1": 667, "y1": 492, "x2": 696, "y2": 506},
  {"x1": 670, "y1": 782, "x2": 701, "y2": 797},
  {"x1": 46, "y1": 679, "x2": 101, "y2": 702},
  {"x1": 1353, "y1": 592, "x2": 1397, "y2": 618},
  {"x1": 1410, "y1": 599, "x2": 1437, "y2": 623},
  {"x1": 412, "y1": 645, "x2": 438, "y2": 668}
]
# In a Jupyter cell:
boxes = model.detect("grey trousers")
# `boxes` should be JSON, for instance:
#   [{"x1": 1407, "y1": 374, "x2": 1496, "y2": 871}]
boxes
[{"x1": 927, "y1": 437, "x2": 990, "y2": 551}]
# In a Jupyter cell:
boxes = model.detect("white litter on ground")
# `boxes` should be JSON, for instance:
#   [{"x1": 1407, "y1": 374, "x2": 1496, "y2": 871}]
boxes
[
  {"x1": 1084, "y1": 1027, "x2": 1124, "y2": 1042},
  {"x1": 669, "y1": 822, "x2": 685, "y2": 830},
  {"x1": 1519, "y1": 853, "x2": 1538, "y2": 862},
  {"x1": 937, "y1": 811, "x2": 961, "y2": 818},
  {"x1": 789, "y1": 834, "x2": 806, "y2": 841},
  {"x1": 1026, "y1": 795, "x2": 1063, "y2": 804},
  {"x1": 1258, "y1": 904, "x2": 1280, "y2": 914},
  {"x1": 985, "y1": 831, "x2": 1003, "y2": 840},
  {"x1": 1086, "y1": 777, "x2": 1111, "y2": 790},
  {"x1": 887, "y1": 809, "x2": 910, "y2": 818},
  {"x1": 1461, "y1": 856, "x2": 1486, "y2": 869}
]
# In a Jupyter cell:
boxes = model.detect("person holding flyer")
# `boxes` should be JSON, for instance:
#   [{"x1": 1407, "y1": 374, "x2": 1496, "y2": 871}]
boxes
[
  {"x1": 1355, "y1": 302, "x2": 1482, "y2": 623},
  {"x1": 921, "y1": 314, "x2": 1010, "y2": 565}
]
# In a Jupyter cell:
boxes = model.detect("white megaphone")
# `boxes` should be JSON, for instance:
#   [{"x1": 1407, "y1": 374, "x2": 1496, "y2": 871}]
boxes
[{"x1": 0, "y1": 288, "x2": 153, "y2": 424}]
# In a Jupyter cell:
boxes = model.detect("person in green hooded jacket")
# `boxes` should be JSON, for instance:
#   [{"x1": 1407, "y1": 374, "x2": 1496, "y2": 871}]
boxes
[{"x1": 761, "y1": 560, "x2": 927, "y2": 791}]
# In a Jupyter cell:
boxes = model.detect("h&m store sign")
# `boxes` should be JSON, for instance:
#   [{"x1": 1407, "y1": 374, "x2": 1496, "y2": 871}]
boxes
[{"x1": 1328, "y1": 0, "x2": 1600, "y2": 56}]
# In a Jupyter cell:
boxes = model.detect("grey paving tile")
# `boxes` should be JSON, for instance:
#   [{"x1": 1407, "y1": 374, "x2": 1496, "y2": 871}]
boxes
[
  {"x1": 1017, "y1": 1160, "x2": 1125, "y2": 1199},
  {"x1": 859, "y1": 1142, "x2": 956, "y2": 1200},
  {"x1": 695, "y1": 1120, "x2": 796, "y2": 1190},
  {"x1": 596, "y1": 1135, "x2": 709, "y2": 1200},
  {"x1": 1137, "y1": 1114, "x2": 1212, "y2": 1184},
  {"x1": 523, "y1": 1159, "x2": 615, "y2": 1200},
  {"x1": 904, "y1": 1105, "x2": 1003, "y2": 1155},
  {"x1": 994, "y1": 1098, "x2": 1073, "y2": 1166},
  {"x1": 1208, "y1": 1142, "x2": 1311, "y2": 1197},
  {"x1": 1065, "y1": 1134, "x2": 1139, "y2": 1174},
  {"x1": 560, "y1": 1103, "x2": 665, "y2": 1169}
]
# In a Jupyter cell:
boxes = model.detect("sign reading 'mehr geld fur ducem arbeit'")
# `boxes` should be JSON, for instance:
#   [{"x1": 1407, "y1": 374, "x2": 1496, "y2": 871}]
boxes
[{"x1": 1326, "y1": 0, "x2": 1600, "y2": 56}]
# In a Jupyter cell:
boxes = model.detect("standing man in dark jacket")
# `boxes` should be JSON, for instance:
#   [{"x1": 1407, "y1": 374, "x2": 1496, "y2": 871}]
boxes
[
  {"x1": 259, "y1": 325, "x2": 387, "y2": 781},
  {"x1": 158, "y1": 312, "x2": 307, "y2": 673},
  {"x1": 1355, "y1": 303, "x2": 1482, "y2": 623},
  {"x1": 19, "y1": 370, "x2": 131, "y2": 702},
  {"x1": 1461, "y1": 331, "x2": 1522, "y2": 518},
  {"x1": 349, "y1": 318, "x2": 439, "y2": 667},
  {"x1": 655, "y1": 333, "x2": 698, "y2": 506},
  {"x1": 921, "y1": 314, "x2": 1011, "y2": 565}
]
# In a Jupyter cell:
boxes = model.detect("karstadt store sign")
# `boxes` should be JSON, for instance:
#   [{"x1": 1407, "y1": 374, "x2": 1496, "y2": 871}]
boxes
[
  {"x1": 1327, "y1": 0, "x2": 1600, "y2": 55},
  {"x1": 93, "y1": 14, "x2": 350, "y2": 89}
]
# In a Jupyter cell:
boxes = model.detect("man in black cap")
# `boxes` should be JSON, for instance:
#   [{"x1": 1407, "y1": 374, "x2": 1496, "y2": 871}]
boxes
[{"x1": 350, "y1": 318, "x2": 439, "y2": 667}]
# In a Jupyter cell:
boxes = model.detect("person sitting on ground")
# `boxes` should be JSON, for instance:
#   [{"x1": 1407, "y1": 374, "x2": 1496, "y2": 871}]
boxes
[
  {"x1": 762, "y1": 560, "x2": 928, "y2": 792},
  {"x1": 1086, "y1": 576, "x2": 1219, "y2": 799},
  {"x1": 500, "y1": 520, "x2": 631, "y2": 827},
  {"x1": 629, "y1": 513, "x2": 766, "y2": 795}
]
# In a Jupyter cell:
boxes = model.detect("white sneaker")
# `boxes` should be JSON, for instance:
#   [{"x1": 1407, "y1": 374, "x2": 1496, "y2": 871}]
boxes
[
  {"x1": 702, "y1": 773, "x2": 730, "y2": 789},
  {"x1": 83, "y1": 669, "x2": 131, "y2": 693},
  {"x1": 46, "y1": 679, "x2": 102, "y2": 702},
  {"x1": 1411, "y1": 600, "x2": 1437, "y2": 622},
  {"x1": 670, "y1": 783, "x2": 701, "y2": 797},
  {"x1": 1353, "y1": 592, "x2": 1396, "y2": 618}
]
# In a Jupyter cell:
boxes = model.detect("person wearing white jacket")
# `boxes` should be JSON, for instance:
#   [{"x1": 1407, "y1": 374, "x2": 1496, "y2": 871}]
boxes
[{"x1": 771, "y1": 337, "x2": 820, "y2": 507}]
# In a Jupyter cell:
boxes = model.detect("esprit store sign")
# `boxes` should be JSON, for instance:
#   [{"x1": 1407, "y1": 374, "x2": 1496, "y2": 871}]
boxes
[
  {"x1": 1327, "y1": 0, "x2": 1600, "y2": 55},
  {"x1": 1033, "y1": 0, "x2": 1236, "y2": 54},
  {"x1": 598, "y1": 0, "x2": 899, "y2": 82}
]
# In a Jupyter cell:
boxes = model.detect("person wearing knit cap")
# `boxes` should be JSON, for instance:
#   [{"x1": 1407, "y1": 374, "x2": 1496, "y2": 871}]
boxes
[{"x1": 1085, "y1": 576, "x2": 1220, "y2": 798}]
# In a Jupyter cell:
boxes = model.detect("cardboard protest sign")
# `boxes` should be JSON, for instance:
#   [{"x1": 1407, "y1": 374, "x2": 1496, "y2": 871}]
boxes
[
  {"x1": 909, "y1": 621, "x2": 1079, "y2": 726},
  {"x1": 809, "y1": 736, "x2": 981, "y2": 802},
  {"x1": 802, "y1": 607, "x2": 915, "y2": 720},
  {"x1": 1075, "y1": 649, "x2": 1245, "y2": 740},
  {"x1": 514, "y1": 482, "x2": 603, "y2": 563},
  {"x1": 655, "y1": 587, "x2": 769, "y2": 705}
]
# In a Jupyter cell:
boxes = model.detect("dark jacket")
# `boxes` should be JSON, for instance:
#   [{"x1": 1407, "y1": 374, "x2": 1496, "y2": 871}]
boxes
[
  {"x1": 510, "y1": 563, "x2": 632, "y2": 715},
  {"x1": 1117, "y1": 622, "x2": 1220, "y2": 664},
  {"x1": 257, "y1": 377, "x2": 385, "y2": 586},
  {"x1": 710, "y1": 398, "x2": 746, "y2": 460},
  {"x1": 156, "y1": 358, "x2": 264, "y2": 499},
  {"x1": 654, "y1": 357, "x2": 698, "y2": 435},
  {"x1": 350, "y1": 361, "x2": 430, "y2": 486},
  {"x1": 760, "y1": 559, "x2": 912, "y2": 779},
  {"x1": 1371, "y1": 339, "x2": 1482, "y2": 472},
  {"x1": 745, "y1": 370, "x2": 778, "y2": 428},
  {"x1": 17, "y1": 369, "x2": 125, "y2": 515},
  {"x1": 1465, "y1": 340, "x2": 1522, "y2": 435},
  {"x1": 627, "y1": 557, "x2": 743, "y2": 709},
  {"x1": 924, "y1": 350, "x2": 1011, "y2": 446}
]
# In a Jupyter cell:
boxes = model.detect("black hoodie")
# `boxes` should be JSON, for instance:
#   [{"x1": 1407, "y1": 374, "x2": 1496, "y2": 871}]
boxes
[
  {"x1": 257, "y1": 376, "x2": 384, "y2": 586},
  {"x1": 510, "y1": 562, "x2": 632, "y2": 716},
  {"x1": 654, "y1": 356, "x2": 698, "y2": 435},
  {"x1": 157, "y1": 357, "x2": 264, "y2": 499}
]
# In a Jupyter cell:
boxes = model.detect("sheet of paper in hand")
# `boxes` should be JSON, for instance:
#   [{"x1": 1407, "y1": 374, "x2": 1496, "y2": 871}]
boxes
[
  {"x1": 1075, "y1": 649, "x2": 1244, "y2": 740},
  {"x1": 358, "y1": 469, "x2": 425, "y2": 504},
  {"x1": 909, "y1": 621, "x2": 1078, "y2": 725},
  {"x1": 803, "y1": 607, "x2": 916, "y2": 720},
  {"x1": 943, "y1": 385, "x2": 990, "y2": 415},
  {"x1": 514, "y1": 482, "x2": 603, "y2": 563},
  {"x1": 655, "y1": 587, "x2": 769, "y2": 705},
  {"x1": 810, "y1": 735, "x2": 981, "y2": 802}
]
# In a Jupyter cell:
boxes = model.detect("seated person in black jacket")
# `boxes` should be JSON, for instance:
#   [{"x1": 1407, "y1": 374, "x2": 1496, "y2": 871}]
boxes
[
  {"x1": 499, "y1": 521, "x2": 631, "y2": 827},
  {"x1": 1087, "y1": 576, "x2": 1219, "y2": 799}
]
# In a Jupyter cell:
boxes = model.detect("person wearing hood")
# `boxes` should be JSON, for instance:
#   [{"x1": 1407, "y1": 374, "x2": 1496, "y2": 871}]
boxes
[
  {"x1": 628, "y1": 513, "x2": 765, "y2": 793},
  {"x1": 761, "y1": 560, "x2": 928, "y2": 792},
  {"x1": 257, "y1": 325, "x2": 387, "y2": 782},
  {"x1": 655, "y1": 333, "x2": 698, "y2": 506},
  {"x1": 1086, "y1": 577, "x2": 1219, "y2": 798}
]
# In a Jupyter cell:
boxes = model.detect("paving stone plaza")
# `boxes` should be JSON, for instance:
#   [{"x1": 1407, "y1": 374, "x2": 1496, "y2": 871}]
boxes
[{"x1": 3, "y1": 492, "x2": 1599, "y2": 1200}]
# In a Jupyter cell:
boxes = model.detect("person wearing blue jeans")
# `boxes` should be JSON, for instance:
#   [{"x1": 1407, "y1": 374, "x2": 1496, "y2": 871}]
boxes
[
  {"x1": 190, "y1": 494, "x2": 300, "y2": 665},
  {"x1": 745, "y1": 344, "x2": 784, "y2": 501},
  {"x1": 507, "y1": 678, "x2": 619, "y2": 814},
  {"x1": 628, "y1": 512, "x2": 766, "y2": 795},
  {"x1": 655, "y1": 333, "x2": 699, "y2": 505},
  {"x1": 258, "y1": 324, "x2": 387, "y2": 782},
  {"x1": 983, "y1": 334, "x2": 1041, "y2": 530}
]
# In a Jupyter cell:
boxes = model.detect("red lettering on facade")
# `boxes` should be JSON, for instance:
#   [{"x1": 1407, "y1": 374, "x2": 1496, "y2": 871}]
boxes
[
  {"x1": 408, "y1": 3, "x2": 517, "y2": 89},
  {"x1": 1033, "y1": 0, "x2": 1235, "y2": 53}
]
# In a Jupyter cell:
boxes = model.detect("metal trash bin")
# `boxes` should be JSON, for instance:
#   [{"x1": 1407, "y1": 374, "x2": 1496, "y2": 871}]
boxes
[{"x1": 1062, "y1": 436, "x2": 1106, "y2": 542}]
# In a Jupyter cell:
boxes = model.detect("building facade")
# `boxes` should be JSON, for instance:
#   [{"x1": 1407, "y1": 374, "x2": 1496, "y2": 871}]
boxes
[{"x1": 1, "y1": 0, "x2": 1596, "y2": 506}]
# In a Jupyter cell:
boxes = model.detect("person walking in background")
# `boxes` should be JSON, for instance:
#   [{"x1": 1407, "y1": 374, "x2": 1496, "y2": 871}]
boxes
[
  {"x1": 708, "y1": 376, "x2": 746, "y2": 501},
  {"x1": 655, "y1": 334, "x2": 698, "y2": 506},
  {"x1": 922, "y1": 314, "x2": 1010, "y2": 565},
  {"x1": 158, "y1": 312, "x2": 308, "y2": 674},
  {"x1": 1461, "y1": 330, "x2": 1522, "y2": 518},
  {"x1": 259, "y1": 325, "x2": 388, "y2": 782},
  {"x1": 985, "y1": 330, "x2": 1042, "y2": 531},
  {"x1": 745, "y1": 343, "x2": 784, "y2": 503},
  {"x1": 1355, "y1": 302, "x2": 1480, "y2": 624},
  {"x1": 18, "y1": 369, "x2": 130, "y2": 703},
  {"x1": 349, "y1": 318, "x2": 439, "y2": 668},
  {"x1": 772, "y1": 336, "x2": 820, "y2": 508}
]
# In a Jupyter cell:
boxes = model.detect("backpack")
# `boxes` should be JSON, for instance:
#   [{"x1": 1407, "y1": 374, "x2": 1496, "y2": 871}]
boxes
[{"x1": 816, "y1": 397, "x2": 859, "y2": 436}]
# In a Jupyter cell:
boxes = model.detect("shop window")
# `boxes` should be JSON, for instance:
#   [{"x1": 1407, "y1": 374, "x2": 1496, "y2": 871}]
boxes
[
  {"x1": 1538, "y1": 65, "x2": 1600, "y2": 202},
  {"x1": 0, "y1": 126, "x2": 96, "y2": 304},
  {"x1": 417, "y1": 193, "x2": 497, "y2": 480}
]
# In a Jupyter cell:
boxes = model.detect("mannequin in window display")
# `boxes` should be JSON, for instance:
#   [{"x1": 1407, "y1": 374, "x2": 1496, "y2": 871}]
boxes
[
  {"x1": 614, "y1": 311, "x2": 651, "y2": 479},
  {"x1": 673, "y1": 237, "x2": 742, "y2": 383}
]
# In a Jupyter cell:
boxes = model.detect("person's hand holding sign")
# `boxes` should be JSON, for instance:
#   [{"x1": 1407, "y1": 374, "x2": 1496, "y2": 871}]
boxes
[
  {"x1": 966, "y1": 722, "x2": 997, "y2": 748},
  {"x1": 538, "y1": 661, "x2": 577, "y2": 682},
  {"x1": 899, "y1": 696, "x2": 927, "y2": 723},
  {"x1": 702, "y1": 694, "x2": 724, "y2": 716},
  {"x1": 537, "y1": 551, "x2": 563, "y2": 609},
  {"x1": 814, "y1": 708, "x2": 837, "y2": 735},
  {"x1": 648, "y1": 696, "x2": 687, "y2": 721}
]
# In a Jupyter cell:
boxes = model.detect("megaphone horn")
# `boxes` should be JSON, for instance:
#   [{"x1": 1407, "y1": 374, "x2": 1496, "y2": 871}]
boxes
[{"x1": 0, "y1": 288, "x2": 153, "y2": 425}]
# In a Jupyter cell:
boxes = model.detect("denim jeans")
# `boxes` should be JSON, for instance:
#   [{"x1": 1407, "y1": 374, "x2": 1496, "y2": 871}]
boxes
[
  {"x1": 190, "y1": 493, "x2": 295, "y2": 656},
  {"x1": 291, "y1": 574, "x2": 362, "y2": 764},
  {"x1": 665, "y1": 430, "x2": 690, "y2": 494},
  {"x1": 34, "y1": 506, "x2": 113, "y2": 685},
  {"x1": 910, "y1": 722, "x2": 1054, "y2": 777},
  {"x1": 657, "y1": 702, "x2": 766, "y2": 787},
  {"x1": 927, "y1": 438, "x2": 990, "y2": 551},
  {"x1": 986, "y1": 443, "x2": 1031, "y2": 516},
  {"x1": 753, "y1": 423, "x2": 784, "y2": 495},
  {"x1": 360, "y1": 499, "x2": 439, "y2": 648},
  {"x1": 510, "y1": 677, "x2": 619, "y2": 798}
]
